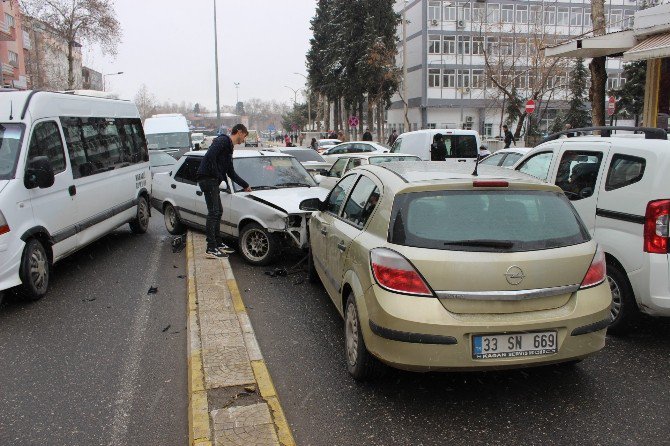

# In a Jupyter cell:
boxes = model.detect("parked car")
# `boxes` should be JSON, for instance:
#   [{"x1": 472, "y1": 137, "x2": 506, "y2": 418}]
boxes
[
  {"x1": 300, "y1": 161, "x2": 611, "y2": 380},
  {"x1": 390, "y1": 129, "x2": 481, "y2": 161},
  {"x1": 513, "y1": 126, "x2": 670, "y2": 334},
  {"x1": 0, "y1": 90, "x2": 151, "y2": 304},
  {"x1": 144, "y1": 114, "x2": 192, "y2": 159},
  {"x1": 320, "y1": 141, "x2": 388, "y2": 164},
  {"x1": 479, "y1": 147, "x2": 532, "y2": 168},
  {"x1": 151, "y1": 150, "x2": 328, "y2": 265},
  {"x1": 276, "y1": 148, "x2": 331, "y2": 177},
  {"x1": 316, "y1": 139, "x2": 341, "y2": 153},
  {"x1": 149, "y1": 150, "x2": 177, "y2": 178},
  {"x1": 316, "y1": 153, "x2": 421, "y2": 190},
  {"x1": 191, "y1": 132, "x2": 205, "y2": 150},
  {"x1": 245, "y1": 130, "x2": 260, "y2": 147}
]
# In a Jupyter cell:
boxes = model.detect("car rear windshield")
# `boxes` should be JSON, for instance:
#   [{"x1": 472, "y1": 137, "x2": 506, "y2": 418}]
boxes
[
  {"x1": 389, "y1": 190, "x2": 590, "y2": 252},
  {"x1": 283, "y1": 149, "x2": 325, "y2": 162},
  {"x1": 0, "y1": 123, "x2": 24, "y2": 180},
  {"x1": 369, "y1": 155, "x2": 420, "y2": 165},
  {"x1": 146, "y1": 132, "x2": 191, "y2": 150}
]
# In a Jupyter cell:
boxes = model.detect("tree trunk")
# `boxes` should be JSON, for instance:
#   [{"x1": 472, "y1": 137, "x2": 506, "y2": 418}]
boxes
[
  {"x1": 589, "y1": 57, "x2": 607, "y2": 127},
  {"x1": 67, "y1": 41, "x2": 75, "y2": 89},
  {"x1": 514, "y1": 113, "x2": 527, "y2": 140},
  {"x1": 325, "y1": 98, "x2": 331, "y2": 132},
  {"x1": 344, "y1": 102, "x2": 351, "y2": 141},
  {"x1": 358, "y1": 101, "x2": 364, "y2": 136},
  {"x1": 367, "y1": 98, "x2": 374, "y2": 139},
  {"x1": 334, "y1": 98, "x2": 340, "y2": 132}
]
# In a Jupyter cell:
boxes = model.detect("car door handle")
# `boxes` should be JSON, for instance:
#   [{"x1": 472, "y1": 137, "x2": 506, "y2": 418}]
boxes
[
  {"x1": 68, "y1": 185, "x2": 76, "y2": 196},
  {"x1": 171, "y1": 184, "x2": 177, "y2": 189},
  {"x1": 320, "y1": 228, "x2": 328, "y2": 236},
  {"x1": 337, "y1": 241, "x2": 346, "y2": 252},
  {"x1": 457, "y1": 159, "x2": 467, "y2": 162},
  {"x1": 196, "y1": 191, "x2": 203, "y2": 196}
]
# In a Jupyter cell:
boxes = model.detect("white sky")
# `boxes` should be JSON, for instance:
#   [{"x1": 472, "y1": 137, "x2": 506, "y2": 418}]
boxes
[{"x1": 85, "y1": 0, "x2": 317, "y2": 110}]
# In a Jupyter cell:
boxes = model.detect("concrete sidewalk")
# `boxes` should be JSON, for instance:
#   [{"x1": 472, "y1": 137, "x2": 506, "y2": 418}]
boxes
[{"x1": 186, "y1": 232, "x2": 295, "y2": 446}]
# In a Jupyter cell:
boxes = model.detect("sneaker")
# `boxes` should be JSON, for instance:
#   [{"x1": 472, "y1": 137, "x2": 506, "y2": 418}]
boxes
[
  {"x1": 216, "y1": 242, "x2": 235, "y2": 254},
  {"x1": 205, "y1": 248, "x2": 228, "y2": 259}
]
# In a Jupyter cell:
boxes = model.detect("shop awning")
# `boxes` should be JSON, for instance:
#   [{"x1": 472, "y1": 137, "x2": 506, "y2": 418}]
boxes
[
  {"x1": 544, "y1": 30, "x2": 637, "y2": 58},
  {"x1": 623, "y1": 32, "x2": 670, "y2": 61}
]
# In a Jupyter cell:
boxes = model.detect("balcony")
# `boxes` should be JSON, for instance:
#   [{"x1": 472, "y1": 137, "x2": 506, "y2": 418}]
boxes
[
  {"x1": 0, "y1": 21, "x2": 14, "y2": 41},
  {"x1": 2, "y1": 62, "x2": 14, "y2": 76},
  {"x1": 23, "y1": 30, "x2": 31, "y2": 50}
]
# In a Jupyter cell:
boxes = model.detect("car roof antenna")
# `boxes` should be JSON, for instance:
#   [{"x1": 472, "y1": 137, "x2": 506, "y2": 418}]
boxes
[
  {"x1": 9, "y1": 100, "x2": 13, "y2": 120},
  {"x1": 471, "y1": 154, "x2": 480, "y2": 177}
]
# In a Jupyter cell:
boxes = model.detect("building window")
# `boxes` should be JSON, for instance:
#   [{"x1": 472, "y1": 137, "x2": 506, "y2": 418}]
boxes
[
  {"x1": 8, "y1": 51, "x2": 18, "y2": 66},
  {"x1": 473, "y1": 4, "x2": 486, "y2": 22},
  {"x1": 428, "y1": 1, "x2": 442, "y2": 21},
  {"x1": 607, "y1": 77, "x2": 621, "y2": 90},
  {"x1": 429, "y1": 68, "x2": 441, "y2": 87},
  {"x1": 529, "y1": 5, "x2": 542, "y2": 24},
  {"x1": 610, "y1": 9, "x2": 623, "y2": 28},
  {"x1": 458, "y1": 2, "x2": 471, "y2": 21},
  {"x1": 472, "y1": 69, "x2": 484, "y2": 88},
  {"x1": 443, "y1": 36, "x2": 456, "y2": 54},
  {"x1": 487, "y1": 4, "x2": 500, "y2": 23},
  {"x1": 444, "y1": 2, "x2": 457, "y2": 21},
  {"x1": 501, "y1": 5, "x2": 514, "y2": 23},
  {"x1": 624, "y1": 10, "x2": 634, "y2": 28},
  {"x1": 585, "y1": 9, "x2": 592, "y2": 27},
  {"x1": 570, "y1": 8, "x2": 583, "y2": 26},
  {"x1": 427, "y1": 123, "x2": 437, "y2": 129},
  {"x1": 5, "y1": 13, "x2": 14, "y2": 28},
  {"x1": 516, "y1": 38, "x2": 527, "y2": 56},
  {"x1": 557, "y1": 7, "x2": 569, "y2": 26},
  {"x1": 544, "y1": 7, "x2": 556, "y2": 25},
  {"x1": 443, "y1": 69, "x2": 455, "y2": 87},
  {"x1": 516, "y1": 5, "x2": 528, "y2": 23},
  {"x1": 458, "y1": 36, "x2": 471, "y2": 55},
  {"x1": 500, "y1": 37, "x2": 514, "y2": 56},
  {"x1": 429, "y1": 35, "x2": 441, "y2": 54},
  {"x1": 484, "y1": 123, "x2": 493, "y2": 137},
  {"x1": 486, "y1": 36, "x2": 498, "y2": 56},
  {"x1": 457, "y1": 69, "x2": 470, "y2": 88},
  {"x1": 514, "y1": 71, "x2": 527, "y2": 89},
  {"x1": 472, "y1": 36, "x2": 484, "y2": 55}
]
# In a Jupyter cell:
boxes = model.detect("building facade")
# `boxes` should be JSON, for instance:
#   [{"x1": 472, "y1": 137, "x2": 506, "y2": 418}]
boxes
[
  {"x1": 82, "y1": 66, "x2": 103, "y2": 91},
  {"x1": 0, "y1": 0, "x2": 29, "y2": 89},
  {"x1": 389, "y1": 0, "x2": 639, "y2": 138}
]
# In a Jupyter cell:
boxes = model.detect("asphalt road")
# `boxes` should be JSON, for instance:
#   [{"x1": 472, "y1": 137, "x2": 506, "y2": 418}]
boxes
[
  {"x1": 0, "y1": 217, "x2": 188, "y2": 445},
  {"x1": 230, "y1": 252, "x2": 670, "y2": 446}
]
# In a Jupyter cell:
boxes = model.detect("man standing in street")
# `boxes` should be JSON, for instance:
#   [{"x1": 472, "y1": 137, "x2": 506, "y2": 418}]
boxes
[
  {"x1": 503, "y1": 125, "x2": 515, "y2": 149},
  {"x1": 197, "y1": 124, "x2": 252, "y2": 259},
  {"x1": 387, "y1": 129, "x2": 398, "y2": 145},
  {"x1": 362, "y1": 128, "x2": 373, "y2": 141}
]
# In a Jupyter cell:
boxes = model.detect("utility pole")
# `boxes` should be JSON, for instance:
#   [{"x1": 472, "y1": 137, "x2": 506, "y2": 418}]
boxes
[
  {"x1": 214, "y1": 0, "x2": 221, "y2": 126},
  {"x1": 294, "y1": 72, "x2": 311, "y2": 131},
  {"x1": 402, "y1": 2, "x2": 409, "y2": 132},
  {"x1": 234, "y1": 82, "x2": 240, "y2": 104}
]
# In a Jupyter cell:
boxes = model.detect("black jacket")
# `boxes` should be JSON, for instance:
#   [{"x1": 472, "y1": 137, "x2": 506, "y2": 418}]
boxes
[
  {"x1": 196, "y1": 135, "x2": 249, "y2": 189},
  {"x1": 362, "y1": 131, "x2": 373, "y2": 141},
  {"x1": 504, "y1": 130, "x2": 515, "y2": 146}
]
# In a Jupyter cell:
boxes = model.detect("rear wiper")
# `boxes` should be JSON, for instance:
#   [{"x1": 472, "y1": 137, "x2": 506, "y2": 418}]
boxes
[
  {"x1": 444, "y1": 239, "x2": 514, "y2": 249},
  {"x1": 276, "y1": 182, "x2": 312, "y2": 188}
]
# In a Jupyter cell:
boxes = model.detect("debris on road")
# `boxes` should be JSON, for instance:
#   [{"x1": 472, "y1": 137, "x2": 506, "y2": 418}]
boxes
[{"x1": 148, "y1": 286, "x2": 158, "y2": 295}]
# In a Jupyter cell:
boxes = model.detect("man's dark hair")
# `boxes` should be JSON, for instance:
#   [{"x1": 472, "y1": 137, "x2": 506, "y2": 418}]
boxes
[
  {"x1": 503, "y1": 125, "x2": 508, "y2": 129},
  {"x1": 231, "y1": 124, "x2": 248, "y2": 135}
]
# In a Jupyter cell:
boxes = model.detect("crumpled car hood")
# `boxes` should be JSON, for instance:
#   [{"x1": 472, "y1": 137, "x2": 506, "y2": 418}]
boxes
[{"x1": 245, "y1": 187, "x2": 329, "y2": 214}]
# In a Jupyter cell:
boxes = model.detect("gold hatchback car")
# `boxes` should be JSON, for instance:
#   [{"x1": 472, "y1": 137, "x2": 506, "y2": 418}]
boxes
[{"x1": 300, "y1": 162, "x2": 612, "y2": 380}]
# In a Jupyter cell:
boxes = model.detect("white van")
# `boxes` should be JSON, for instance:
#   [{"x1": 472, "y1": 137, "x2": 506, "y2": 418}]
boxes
[
  {"x1": 0, "y1": 90, "x2": 151, "y2": 304},
  {"x1": 390, "y1": 129, "x2": 481, "y2": 161},
  {"x1": 144, "y1": 114, "x2": 191, "y2": 159}
]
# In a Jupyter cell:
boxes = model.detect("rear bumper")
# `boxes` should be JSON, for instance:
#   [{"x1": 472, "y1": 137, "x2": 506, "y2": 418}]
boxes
[
  {"x1": 628, "y1": 254, "x2": 670, "y2": 317},
  {"x1": 358, "y1": 282, "x2": 612, "y2": 372}
]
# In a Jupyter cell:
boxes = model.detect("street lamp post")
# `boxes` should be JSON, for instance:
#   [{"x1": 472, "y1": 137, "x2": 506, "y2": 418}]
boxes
[
  {"x1": 234, "y1": 82, "x2": 240, "y2": 104},
  {"x1": 103, "y1": 71, "x2": 123, "y2": 92},
  {"x1": 293, "y1": 72, "x2": 311, "y2": 131},
  {"x1": 213, "y1": 0, "x2": 221, "y2": 126},
  {"x1": 284, "y1": 85, "x2": 299, "y2": 104}
]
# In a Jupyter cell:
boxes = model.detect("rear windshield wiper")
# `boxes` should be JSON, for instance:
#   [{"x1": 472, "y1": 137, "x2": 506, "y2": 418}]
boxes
[
  {"x1": 444, "y1": 239, "x2": 515, "y2": 249},
  {"x1": 276, "y1": 182, "x2": 312, "y2": 188}
]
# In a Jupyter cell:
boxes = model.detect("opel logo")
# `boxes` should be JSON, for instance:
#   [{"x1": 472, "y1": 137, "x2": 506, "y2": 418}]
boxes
[{"x1": 505, "y1": 266, "x2": 525, "y2": 285}]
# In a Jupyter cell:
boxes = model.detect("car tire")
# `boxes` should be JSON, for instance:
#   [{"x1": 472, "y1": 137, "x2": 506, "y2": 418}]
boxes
[
  {"x1": 344, "y1": 294, "x2": 384, "y2": 381},
  {"x1": 129, "y1": 195, "x2": 150, "y2": 234},
  {"x1": 239, "y1": 222, "x2": 276, "y2": 266},
  {"x1": 19, "y1": 238, "x2": 50, "y2": 301},
  {"x1": 606, "y1": 260, "x2": 637, "y2": 335},
  {"x1": 307, "y1": 246, "x2": 320, "y2": 284},
  {"x1": 164, "y1": 203, "x2": 185, "y2": 235}
]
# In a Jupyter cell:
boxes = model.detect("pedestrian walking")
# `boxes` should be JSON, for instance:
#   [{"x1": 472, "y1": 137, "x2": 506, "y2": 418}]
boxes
[
  {"x1": 387, "y1": 129, "x2": 398, "y2": 145},
  {"x1": 328, "y1": 130, "x2": 338, "y2": 139},
  {"x1": 310, "y1": 137, "x2": 318, "y2": 151},
  {"x1": 337, "y1": 130, "x2": 345, "y2": 142},
  {"x1": 430, "y1": 134, "x2": 447, "y2": 161},
  {"x1": 197, "y1": 124, "x2": 252, "y2": 259},
  {"x1": 362, "y1": 128, "x2": 373, "y2": 141},
  {"x1": 503, "y1": 125, "x2": 515, "y2": 149},
  {"x1": 285, "y1": 134, "x2": 291, "y2": 147}
]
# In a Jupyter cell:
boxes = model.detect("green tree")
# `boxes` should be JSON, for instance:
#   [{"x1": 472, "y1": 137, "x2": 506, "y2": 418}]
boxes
[
  {"x1": 613, "y1": 61, "x2": 646, "y2": 126},
  {"x1": 565, "y1": 58, "x2": 591, "y2": 128},
  {"x1": 550, "y1": 111, "x2": 566, "y2": 134},
  {"x1": 505, "y1": 88, "x2": 524, "y2": 127}
]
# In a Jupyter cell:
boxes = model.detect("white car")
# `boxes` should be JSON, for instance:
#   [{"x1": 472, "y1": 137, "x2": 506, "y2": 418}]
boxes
[
  {"x1": 151, "y1": 150, "x2": 328, "y2": 265},
  {"x1": 514, "y1": 126, "x2": 670, "y2": 333},
  {"x1": 479, "y1": 147, "x2": 532, "y2": 168},
  {"x1": 316, "y1": 153, "x2": 421, "y2": 190},
  {"x1": 149, "y1": 150, "x2": 177, "y2": 178},
  {"x1": 316, "y1": 139, "x2": 341, "y2": 153},
  {"x1": 277, "y1": 148, "x2": 330, "y2": 177},
  {"x1": 320, "y1": 141, "x2": 388, "y2": 165}
]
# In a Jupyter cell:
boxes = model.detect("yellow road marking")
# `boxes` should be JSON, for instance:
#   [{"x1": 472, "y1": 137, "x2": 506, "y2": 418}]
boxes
[{"x1": 228, "y1": 278, "x2": 246, "y2": 313}]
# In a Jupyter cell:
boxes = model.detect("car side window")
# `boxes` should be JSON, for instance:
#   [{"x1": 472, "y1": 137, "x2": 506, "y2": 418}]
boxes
[
  {"x1": 501, "y1": 152, "x2": 523, "y2": 167},
  {"x1": 329, "y1": 158, "x2": 348, "y2": 177},
  {"x1": 517, "y1": 151, "x2": 553, "y2": 181},
  {"x1": 326, "y1": 174, "x2": 357, "y2": 215},
  {"x1": 480, "y1": 153, "x2": 504, "y2": 166},
  {"x1": 174, "y1": 157, "x2": 201, "y2": 185},
  {"x1": 342, "y1": 176, "x2": 379, "y2": 228},
  {"x1": 391, "y1": 138, "x2": 402, "y2": 153},
  {"x1": 555, "y1": 151, "x2": 603, "y2": 201},
  {"x1": 27, "y1": 121, "x2": 66, "y2": 174},
  {"x1": 605, "y1": 154, "x2": 645, "y2": 191},
  {"x1": 350, "y1": 158, "x2": 363, "y2": 169},
  {"x1": 334, "y1": 144, "x2": 349, "y2": 154}
]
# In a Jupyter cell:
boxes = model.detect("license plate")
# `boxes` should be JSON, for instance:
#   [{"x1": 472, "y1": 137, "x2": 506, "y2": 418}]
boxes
[{"x1": 472, "y1": 331, "x2": 558, "y2": 359}]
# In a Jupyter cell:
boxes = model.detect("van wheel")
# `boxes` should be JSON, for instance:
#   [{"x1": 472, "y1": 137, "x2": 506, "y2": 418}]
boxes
[
  {"x1": 163, "y1": 203, "x2": 185, "y2": 235},
  {"x1": 19, "y1": 239, "x2": 50, "y2": 301},
  {"x1": 344, "y1": 294, "x2": 384, "y2": 381},
  {"x1": 307, "y1": 247, "x2": 320, "y2": 284},
  {"x1": 239, "y1": 222, "x2": 276, "y2": 266},
  {"x1": 129, "y1": 195, "x2": 150, "y2": 234},
  {"x1": 606, "y1": 261, "x2": 637, "y2": 335}
]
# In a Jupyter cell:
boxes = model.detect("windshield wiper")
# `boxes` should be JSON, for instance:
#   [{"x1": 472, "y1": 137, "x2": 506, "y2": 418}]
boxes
[
  {"x1": 444, "y1": 239, "x2": 514, "y2": 249},
  {"x1": 249, "y1": 185, "x2": 278, "y2": 191},
  {"x1": 276, "y1": 182, "x2": 313, "y2": 188}
]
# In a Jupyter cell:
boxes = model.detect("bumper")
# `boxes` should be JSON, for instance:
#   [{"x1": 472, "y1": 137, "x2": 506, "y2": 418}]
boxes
[
  {"x1": 628, "y1": 254, "x2": 670, "y2": 317},
  {"x1": 0, "y1": 236, "x2": 24, "y2": 292},
  {"x1": 358, "y1": 282, "x2": 612, "y2": 372}
]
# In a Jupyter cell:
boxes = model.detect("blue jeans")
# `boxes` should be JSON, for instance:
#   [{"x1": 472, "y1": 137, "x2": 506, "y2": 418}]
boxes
[{"x1": 198, "y1": 178, "x2": 222, "y2": 250}]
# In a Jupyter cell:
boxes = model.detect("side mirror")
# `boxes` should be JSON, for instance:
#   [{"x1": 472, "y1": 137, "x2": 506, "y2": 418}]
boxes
[
  {"x1": 314, "y1": 174, "x2": 324, "y2": 184},
  {"x1": 24, "y1": 156, "x2": 55, "y2": 189},
  {"x1": 299, "y1": 197, "x2": 323, "y2": 212},
  {"x1": 580, "y1": 187, "x2": 593, "y2": 198}
]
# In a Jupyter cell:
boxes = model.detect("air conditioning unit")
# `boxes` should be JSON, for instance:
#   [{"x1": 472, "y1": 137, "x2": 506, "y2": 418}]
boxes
[
  {"x1": 457, "y1": 19, "x2": 466, "y2": 28},
  {"x1": 431, "y1": 19, "x2": 439, "y2": 26},
  {"x1": 465, "y1": 116, "x2": 474, "y2": 123}
]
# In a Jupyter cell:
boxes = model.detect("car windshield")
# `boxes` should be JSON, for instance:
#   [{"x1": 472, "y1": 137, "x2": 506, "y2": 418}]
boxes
[
  {"x1": 282, "y1": 150, "x2": 325, "y2": 162},
  {"x1": 149, "y1": 151, "x2": 177, "y2": 167},
  {"x1": 390, "y1": 190, "x2": 590, "y2": 252},
  {"x1": 0, "y1": 123, "x2": 25, "y2": 180},
  {"x1": 369, "y1": 155, "x2": 420, "y2": 165},
  {"x1": 146, "y1": 132, "x2": 191, "y2": 150},
  {"x1": 232, "y1": 156, "x2": 317, "y2": 191},
  {"x1": 319, "y1": 140, "x2": 340, "y2": 147}
]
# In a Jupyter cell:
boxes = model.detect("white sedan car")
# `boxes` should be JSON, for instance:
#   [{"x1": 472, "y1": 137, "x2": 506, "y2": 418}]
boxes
[
  {"x1": 151, "y1": 150, "x2": 329, "y2": 265},
  {"x1": 316, "y1": 153, "x2": 421, "y2": 190},
  {"x1": 479, "y1": 147, "x2": 531, "y2": 168},
  {"x1": 320, "y1": 141, "x2": 388, "y2": 164}
]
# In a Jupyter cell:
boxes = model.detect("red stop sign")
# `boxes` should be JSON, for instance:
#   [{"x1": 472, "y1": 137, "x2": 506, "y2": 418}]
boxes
[
  {"x1": 607, "y1": 96, "x2": 616, "y2": 116},
  {"x1": 525, "y1": 99, "x2": 536, "y2": 114}
]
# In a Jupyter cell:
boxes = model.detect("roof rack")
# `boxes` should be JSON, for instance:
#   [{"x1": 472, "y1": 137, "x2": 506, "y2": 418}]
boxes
[{"x1": 542, "y1": 126, "x2": 668, "y2": 144}]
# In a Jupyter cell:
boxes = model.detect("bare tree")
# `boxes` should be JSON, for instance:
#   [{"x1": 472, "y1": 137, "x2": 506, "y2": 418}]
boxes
[
  {"x1": 134, "y1": 84, "x2": 156, "y2": 122},
  {"x1": 589, "y1": 0, "x2": 607, "y2": 127},
  {"x1": 21, "y1": 0, "x2": 121, "y2": 89}
]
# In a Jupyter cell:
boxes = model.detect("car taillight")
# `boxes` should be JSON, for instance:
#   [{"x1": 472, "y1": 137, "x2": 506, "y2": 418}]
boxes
[
  {"x1": 370, "y1": 248, "x2": 433, "y2": 296},
  {"x1": 644, "y1": 200, "x2": 670, "y2": 254},
  {"x1": 0, "y1": 211, "x2": 9, "y2": 236},
  {"x1": 581, "y1": 245, "x2": 606, "y2": 289},
  {"x1": 473, "y1": 180, "x2": 509, "y2": 188}
]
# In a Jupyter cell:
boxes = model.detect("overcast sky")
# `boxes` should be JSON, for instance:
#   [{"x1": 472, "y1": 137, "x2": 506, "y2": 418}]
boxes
[{"x1": 85, "y1": 0, "x2": 317, "y2": 110}]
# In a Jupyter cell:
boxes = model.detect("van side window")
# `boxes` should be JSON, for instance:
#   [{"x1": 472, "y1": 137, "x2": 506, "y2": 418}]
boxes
[
  {"x1": 555, "y1": 151, "x2": 603, "y2": 201},
  {"x1": 174, "y1": 157, "x2": 201, "y2": 185},
  {"x1": 605, "y1": 154, "x2": 645, "y2": 191},
  {"x1": 517, "y1": 151, "x2": 553, "y2": 181},
  {"x1": 27, "y1": 121, "x2": 66, "y2": 174}
]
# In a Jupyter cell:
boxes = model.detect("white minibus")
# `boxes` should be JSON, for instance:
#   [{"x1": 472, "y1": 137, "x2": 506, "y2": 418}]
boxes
[{"x1": 144, "y1": 114, "x2": 191, "y2": 159}]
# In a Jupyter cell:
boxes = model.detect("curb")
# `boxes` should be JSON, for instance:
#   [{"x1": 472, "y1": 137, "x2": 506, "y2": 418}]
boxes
[{"x1": 186, "y1": 231, "x2": 296, "y2": 446}]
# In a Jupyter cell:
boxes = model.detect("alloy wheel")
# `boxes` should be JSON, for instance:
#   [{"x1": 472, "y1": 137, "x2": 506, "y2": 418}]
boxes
[
  {"x1": 345, "y1": 302, "x2": 359, "y2": 367},
  {"x1": 608, "y1": 274, "x2": 622, "y2": 321}
]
